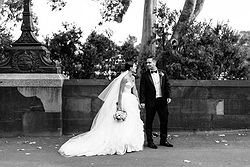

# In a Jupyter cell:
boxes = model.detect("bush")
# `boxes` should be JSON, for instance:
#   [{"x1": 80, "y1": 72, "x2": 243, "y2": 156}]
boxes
[{"x1": 154, "y1": 3, "x2": 249, "y2": 80}]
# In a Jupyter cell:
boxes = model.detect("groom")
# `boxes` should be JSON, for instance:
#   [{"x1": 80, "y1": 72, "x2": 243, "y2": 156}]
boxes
[{"x1": 139, "y1": 56, "x2": 173, "y2": 149}]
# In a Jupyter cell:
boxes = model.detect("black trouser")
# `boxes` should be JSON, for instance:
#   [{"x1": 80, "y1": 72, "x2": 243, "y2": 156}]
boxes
[{"x1": 145, "y1": 97, "x2": 169, "y2": 143}]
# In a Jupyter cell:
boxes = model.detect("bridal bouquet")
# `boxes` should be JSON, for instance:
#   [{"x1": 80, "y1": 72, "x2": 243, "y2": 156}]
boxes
[{"x1": 113, "y1": 109, "x2": 127, "y2": 122}]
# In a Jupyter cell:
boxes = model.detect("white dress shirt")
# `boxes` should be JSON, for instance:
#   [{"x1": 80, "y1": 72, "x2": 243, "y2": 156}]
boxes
[{"x1": 151, "y1": 70, "x2": 162, "y2": 98}]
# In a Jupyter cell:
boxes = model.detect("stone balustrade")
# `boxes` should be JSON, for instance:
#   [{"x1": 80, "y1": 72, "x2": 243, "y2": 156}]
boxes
[
  {"x1": 1, "y1": 78, "x2": 250, "y2": 136},
  {"x1": 62, "y1": 79, "x2": 250, "y2": 135}
]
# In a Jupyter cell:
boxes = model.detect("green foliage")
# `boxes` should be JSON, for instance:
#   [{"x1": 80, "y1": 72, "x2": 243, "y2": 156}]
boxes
[
  {"x1": 94, "y1": 35, "x2": 139, "y2": 79},
  {"x1": 2, "y1": 0, "x2": 247, "y2": 80},
  {"x1": 171, "y1": 22, "x2": 248, "y2": 80},
  {"x1": 46, "y1": 0, "x2": 131, "y2": 23},
  {"x1": 0, "y1": 25, "x2": 13, "y2": 61},
  {"x1": 45, "y1": 23, "x2": 89, "y2": 78},
  {"x1": 84, "y1": 30, "x2": 120, "y2": 79},
  {"x1": 98, "y1": 0, "x2": 132, "y2": 24},
  {"x1": 119, "y1": 35, "x2": 139, "y2": 62},
  {"x1": 142, "y1": 2, "x2": 179, "y2": 74},
  {"x1": 0, "y1": 0, "x2": 23, "y2": 24},
  {"x1": 0, "y1": 0, "x2": 40, "y2": 36},
  {"x1": 154, "y1": 2, "x2": 179, "y2": 48},
  {"x1": 154, "y1": 3, "x2": 249, "y2": 80},
  {"x1": 45, "y1": 23, "x2": 139, "y2": 79},
  {"x1": 47, "y1": 0, "x2": 67, "y2": 11}
]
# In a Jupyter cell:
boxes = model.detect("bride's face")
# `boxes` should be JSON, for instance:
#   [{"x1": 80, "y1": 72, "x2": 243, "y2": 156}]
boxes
[{"x1": 131, "y1": 63, "x2": 137, "y2": 73}]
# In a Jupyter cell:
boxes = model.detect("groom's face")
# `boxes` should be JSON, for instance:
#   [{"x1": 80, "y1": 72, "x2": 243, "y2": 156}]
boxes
[{"x1": 146, "y1": 58, "x2": 157, "y2": 70}]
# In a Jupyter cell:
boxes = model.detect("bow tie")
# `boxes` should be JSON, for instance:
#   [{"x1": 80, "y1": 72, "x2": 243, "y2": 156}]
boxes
[{"x1": 150, "y1": 70, "x2": 158, "y2": 74}]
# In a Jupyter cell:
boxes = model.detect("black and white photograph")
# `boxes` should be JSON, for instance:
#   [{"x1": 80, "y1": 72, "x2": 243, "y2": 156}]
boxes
[{"x1": 1, "y1": 0, "x2": 250, "y2": 166}]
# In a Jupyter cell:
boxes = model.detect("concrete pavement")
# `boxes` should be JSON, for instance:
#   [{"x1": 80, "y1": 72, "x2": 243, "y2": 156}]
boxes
[{"x1": 1, "y1": 129, "x2": 250, "y2": 167}]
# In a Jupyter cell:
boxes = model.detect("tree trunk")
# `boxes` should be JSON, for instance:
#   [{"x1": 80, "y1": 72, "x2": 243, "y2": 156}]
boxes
[
  {"x1": 137, "y1": 0, "x2": 157, "y2": 74},
  {"x1": 95, "y1": 0, "x2": 205, "y2": 72},
  {"x1": 191, "y1": 0, "x2": 205, "y2": 21},
  {"x1": 0, "y1": 0, "x2": 4, "y2": 10},
  {"x1": 140, "y1": 0, "x2": 157, "y2": 55},
  {"x1": 171, "y1": 0, "x2": 205, "y2": 45}
]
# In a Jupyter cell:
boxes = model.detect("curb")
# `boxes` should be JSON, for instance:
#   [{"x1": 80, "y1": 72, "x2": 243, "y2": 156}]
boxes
[{"x1": 168, "y1": 129, "x2": 250, "y2": 135}]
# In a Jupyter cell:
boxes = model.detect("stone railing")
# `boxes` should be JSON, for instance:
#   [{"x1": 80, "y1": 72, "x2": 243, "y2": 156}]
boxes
[
  {"x1": 0, "y1": 73, "x2": 66, "y2": 137},
  {"x1": 1, "y1": 78, "x2": 250, "y2": 136},
  {"x1": 62, "y1": 79, "x2": 250, "y2": 135}
]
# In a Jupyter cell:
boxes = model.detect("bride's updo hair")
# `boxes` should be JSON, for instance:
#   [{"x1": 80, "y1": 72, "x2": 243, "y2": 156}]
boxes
[{"x1": 124, "y1": 61, "x2": 134, "y2": 71}]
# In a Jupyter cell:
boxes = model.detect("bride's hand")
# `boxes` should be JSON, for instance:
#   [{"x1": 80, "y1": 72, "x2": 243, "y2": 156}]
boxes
[
  {"x1": 116, "y1": 102, "x2": 122, "y2": 110},
  {"x1": 138, "y1": 103, "x2": 142, "y2": 109},
  {"x1": 117, "y1": 106, "x2": 122, "y2": 111},
  {"x1": 139, "y1": 103, "x2": 145, "y2": 109}
]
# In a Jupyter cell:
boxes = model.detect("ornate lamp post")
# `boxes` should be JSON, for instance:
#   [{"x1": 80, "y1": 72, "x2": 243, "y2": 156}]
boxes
[{"x1": 0, "y1": 0, "x2": 57, "y2": 73}]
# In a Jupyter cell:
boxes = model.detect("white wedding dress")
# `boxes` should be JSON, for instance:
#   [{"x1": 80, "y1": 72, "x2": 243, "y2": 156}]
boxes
[{"x1": 58, "y1": 71, "x2": 144, "y2": 157}]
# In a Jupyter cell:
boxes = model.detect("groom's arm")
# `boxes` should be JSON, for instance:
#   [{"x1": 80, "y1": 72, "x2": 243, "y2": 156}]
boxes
[
  {"x1": 164, "y1": 72, "x2": 171, "y2": 104},
  {"x1": 165, "y1": 74, "x2": 171, "y2": 98}
]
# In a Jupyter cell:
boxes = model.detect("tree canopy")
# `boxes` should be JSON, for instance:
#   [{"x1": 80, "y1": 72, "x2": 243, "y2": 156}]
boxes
[
  {"x1": 0, "y1": 0, "x2": 250, "y2": 80},
  {"x1": 154, "y1": 4, "x2": 249, "y2": 80}
]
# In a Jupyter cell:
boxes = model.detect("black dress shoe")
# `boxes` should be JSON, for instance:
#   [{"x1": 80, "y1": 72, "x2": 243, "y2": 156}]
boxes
[
  {"x1": 160, "y1": 141, "x2": 173, "y2": 147},
  {"x1": 148, "y1": 142, "x2": 158, "y2": 149}
]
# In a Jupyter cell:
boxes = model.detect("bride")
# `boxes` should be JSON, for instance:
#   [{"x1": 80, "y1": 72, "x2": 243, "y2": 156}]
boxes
[{"x1": 58, "y1": 61, "x2": 144, "y2": 157}]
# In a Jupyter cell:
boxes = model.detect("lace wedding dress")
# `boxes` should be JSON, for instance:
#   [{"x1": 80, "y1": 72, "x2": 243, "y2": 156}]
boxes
[{"x1": 58, "y1": 71, "x2": 144, "y2": 157}]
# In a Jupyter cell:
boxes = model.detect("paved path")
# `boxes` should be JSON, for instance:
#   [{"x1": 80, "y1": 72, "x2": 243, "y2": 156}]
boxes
[{"x1": 1, "y1": 129, "x2": 250, "y2": 167}]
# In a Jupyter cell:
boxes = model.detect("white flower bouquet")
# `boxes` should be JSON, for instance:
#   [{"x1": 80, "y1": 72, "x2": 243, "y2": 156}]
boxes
[{"x1": 113, "y1": 109, "x2": 127, "y2": 122}]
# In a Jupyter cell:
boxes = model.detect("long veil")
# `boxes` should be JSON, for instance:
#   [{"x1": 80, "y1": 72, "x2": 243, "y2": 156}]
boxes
[
  {"x1": 58, "y1": 70, "x2": 144, "y2": 157},
  {"x1": 90, "y1": 71, "x2": 128, "y2": 129}
]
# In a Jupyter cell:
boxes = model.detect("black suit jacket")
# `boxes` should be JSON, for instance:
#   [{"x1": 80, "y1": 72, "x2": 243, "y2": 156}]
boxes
[{"x1": 139, "y1": 69, "x2": 171, "y2": 108}]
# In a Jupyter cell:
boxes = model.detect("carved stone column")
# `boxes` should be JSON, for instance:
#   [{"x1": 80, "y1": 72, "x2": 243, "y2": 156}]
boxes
[
  {"x1": 0, "y1": 0, "x2": 66, "y2": 137},
  {"x1": 0, "y1": 0, "x2": 57, "y2": 73}
]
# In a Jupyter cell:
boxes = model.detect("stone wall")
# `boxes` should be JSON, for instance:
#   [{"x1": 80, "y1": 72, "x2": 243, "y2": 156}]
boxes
[
  {"x1": 62, "y1": 79, "x2": 107, "y2": 135},
  {"x1": 0, "y1": 74, "x2": 65, "y2": 137},
  {"x1": 1, "y1": 77, "x2": 250, "y2": 136},
  {"x1": 62, "y1": 79, "x2": 250, "y2": 135}
]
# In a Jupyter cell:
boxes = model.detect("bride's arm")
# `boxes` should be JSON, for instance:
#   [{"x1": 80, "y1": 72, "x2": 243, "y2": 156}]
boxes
[
  {"x1": 132, "y1": 77, "x2": 140, "y2": 103},
  {"x1": 117, "y1": 77, "x2": 126, "y2": 110}
]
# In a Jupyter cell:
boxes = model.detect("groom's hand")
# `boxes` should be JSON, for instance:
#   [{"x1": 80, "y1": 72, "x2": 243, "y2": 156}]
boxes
[
  {"x1": 167, "y1": 98, "x2": 171, "y2": 104},
  {"x1": 140, "y1": 103, "x2": 145, "y2": 109}
]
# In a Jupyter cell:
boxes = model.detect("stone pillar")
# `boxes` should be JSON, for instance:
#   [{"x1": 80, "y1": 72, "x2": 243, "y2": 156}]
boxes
[
  {"x1": 0, "y1": 0, "x2": 57, "y2": 73},
  {"x1": 0, "y1": 0, "x2": 66, "y2": 136},
  {"x1": 0, "y1": 74, "x2": 67, "y2": 136}
]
